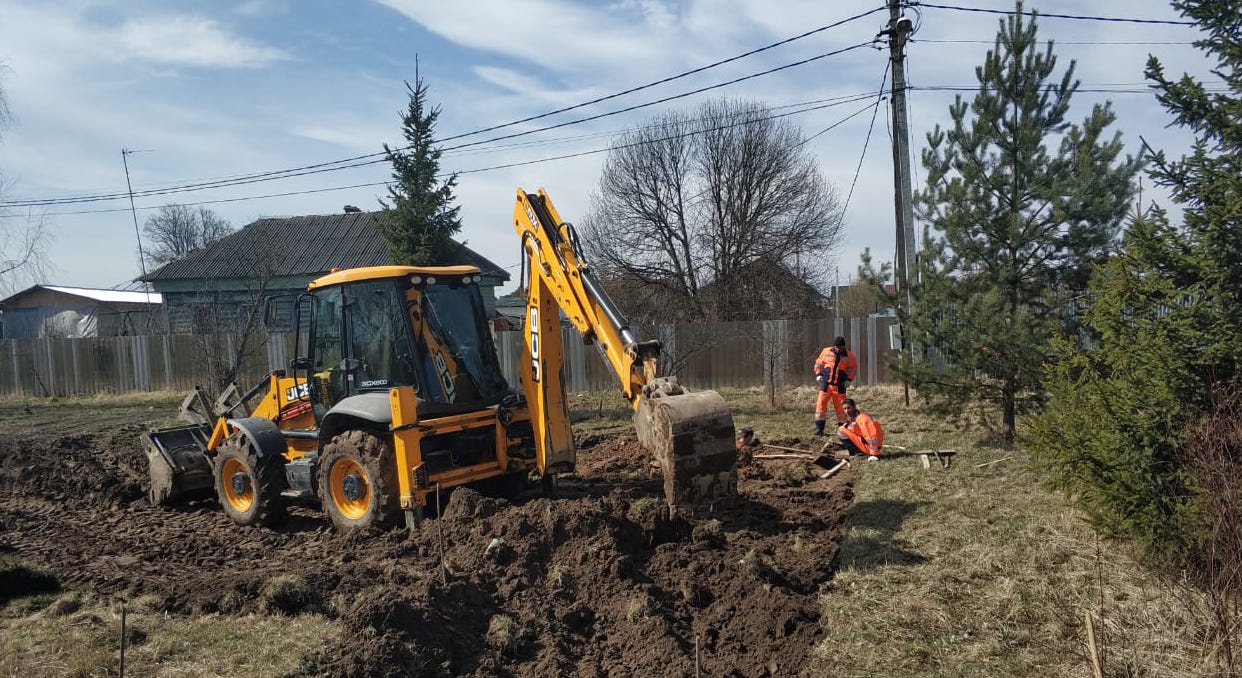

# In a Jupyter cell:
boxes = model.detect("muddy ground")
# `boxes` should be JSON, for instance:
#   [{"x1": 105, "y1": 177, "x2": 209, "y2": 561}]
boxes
[{"x1": 0, "y1": 403, "x2": 854, "y2": 677}]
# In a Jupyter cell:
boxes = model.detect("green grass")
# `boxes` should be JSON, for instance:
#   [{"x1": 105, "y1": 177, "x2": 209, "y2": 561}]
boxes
[
  {"x1": 776, "y1": 386, "x2": 1211, "y2": 678},
  {"x1": 0, "y1": 390, "x2": 185, "y2": 435},
  {"x1": 0, "y1": 591, "x2": 340, "y2": 677}
]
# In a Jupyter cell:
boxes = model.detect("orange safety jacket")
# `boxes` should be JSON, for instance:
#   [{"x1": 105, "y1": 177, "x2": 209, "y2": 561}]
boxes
[
  {"x1": 840, "y1": 411, "x2": 884, "y2": 456},
  {"x1": 814, "y1": 347, "x2": 858, "y2": 389}
]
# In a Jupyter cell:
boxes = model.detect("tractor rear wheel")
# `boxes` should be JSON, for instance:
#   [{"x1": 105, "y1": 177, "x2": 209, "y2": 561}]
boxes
[
  {"x1": 318, "y1": 430, "x2": 399, "y2": 530},
  {"x1": 213, "y1": 432, "x2": 287, "y2": 527}
]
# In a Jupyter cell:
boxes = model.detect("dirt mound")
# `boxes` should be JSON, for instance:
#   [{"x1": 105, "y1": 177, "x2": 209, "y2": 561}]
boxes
[{"x1": 0, "y1": 414, "x2": 853, "y2": 676}]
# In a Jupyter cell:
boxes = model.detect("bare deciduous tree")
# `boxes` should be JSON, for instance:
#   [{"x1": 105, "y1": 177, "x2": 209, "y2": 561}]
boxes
[
  {"x1": 142, "y1": 205, "x2": 232, "y2": 269},
  {"x1": 185, "y1": 245, "x2": 283, "y2": 397},
  {"x1": 581, "y1": 98, "x2": 844, "y2": 322},
  {"x1": 0, "y1": 65, "x2": 53, "y2": 296},
  {"x1": 0, "y1": 206, "x2": 51, "y2": 295}
]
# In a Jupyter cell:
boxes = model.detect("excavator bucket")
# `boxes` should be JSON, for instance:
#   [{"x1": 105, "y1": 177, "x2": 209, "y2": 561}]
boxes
[
  {"x1": 145, "y1": 384, "x2": 245, "y2": 505},
  {"x1": 634, "y1": 377, "x2": 738, "y2": 516},
  {"x1": 145, "y1": 422, "x2": 214, "y2": 505}
]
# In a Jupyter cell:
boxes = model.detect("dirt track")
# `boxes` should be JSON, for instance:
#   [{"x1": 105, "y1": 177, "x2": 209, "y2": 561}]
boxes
[{"x1": 0, "y1": 403, "x2": 854, "y2": 677}]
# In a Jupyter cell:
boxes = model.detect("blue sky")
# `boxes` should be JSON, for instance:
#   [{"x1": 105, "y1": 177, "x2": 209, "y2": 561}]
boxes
[{"x1": 0, "y1": 0, "x2": 1211, "y2": 296}]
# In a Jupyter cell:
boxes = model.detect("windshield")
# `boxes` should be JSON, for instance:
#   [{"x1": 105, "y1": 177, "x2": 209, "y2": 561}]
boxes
[
  {"x1": 345, "y1": 280, "x2": 417, "y2": 392},
  {"x1": 409, "y1": 280, "x2": 510, "y2": 405}
]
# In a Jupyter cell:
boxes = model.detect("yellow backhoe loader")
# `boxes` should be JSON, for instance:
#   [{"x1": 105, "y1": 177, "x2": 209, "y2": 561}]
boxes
[{"x1": 144, "y1": 188, "x2": 737, "y2": 530}]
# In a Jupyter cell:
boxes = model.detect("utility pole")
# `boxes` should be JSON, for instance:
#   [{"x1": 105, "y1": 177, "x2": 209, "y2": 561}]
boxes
[
  {"x1": 121, "y1": 149, "x2": 150, "y2": 281},
  {"x1": 884, "y1": 0, "x2": 916, "y2": 405},
  {"x1": 886, "y1": 1, "x2": 916, "y2": 304},
  {"x1": 122, "y1": 148, "x2": 157, "y2": 332}
]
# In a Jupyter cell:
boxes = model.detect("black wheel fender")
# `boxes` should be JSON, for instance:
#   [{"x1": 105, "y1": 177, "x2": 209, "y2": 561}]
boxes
[{"x1": 225, "y1": 417, "x2": 287, "y2": 462}]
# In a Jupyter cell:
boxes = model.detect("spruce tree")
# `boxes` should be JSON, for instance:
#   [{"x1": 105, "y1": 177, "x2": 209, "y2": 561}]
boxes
[
  {"x1": 378, "y1": 77, "x2": 463, "y2": 265},
  {"x1": 905, "y1": 3, "x2": 1139, "y2": 443},
  {"x1": 1031, "y1": 0, "x2": 1242, "y2": 565}
]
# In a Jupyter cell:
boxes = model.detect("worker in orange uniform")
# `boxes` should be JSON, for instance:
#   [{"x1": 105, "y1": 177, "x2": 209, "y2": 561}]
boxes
[
  {"x1": 813, "y1": 336, "x2": 858, "y2": 435},
  {"x1": 838, "y1": 398, "x2": 884, "y2": 462}
]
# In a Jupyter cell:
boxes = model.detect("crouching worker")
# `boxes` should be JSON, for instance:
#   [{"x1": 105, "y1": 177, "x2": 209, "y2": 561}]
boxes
[{"x1": 838, "y1": 398, "x2": 883, "y2": 462}]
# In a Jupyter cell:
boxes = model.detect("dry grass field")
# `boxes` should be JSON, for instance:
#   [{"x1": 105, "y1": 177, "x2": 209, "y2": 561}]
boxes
[{"x1": 0, "y1": 386, "x2": 1222, "y2": 677}]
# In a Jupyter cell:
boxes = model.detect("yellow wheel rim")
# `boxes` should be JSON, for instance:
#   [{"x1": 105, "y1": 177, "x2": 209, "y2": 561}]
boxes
[
  {"x1": 220, "y1": 457, "x2": 254, "y2": 513},
  {"x1": 328, "y1": 458, "x2": 371, "y2": 520}
]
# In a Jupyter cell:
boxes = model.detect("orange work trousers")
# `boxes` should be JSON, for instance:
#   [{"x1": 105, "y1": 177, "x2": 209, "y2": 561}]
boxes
[{"x1": 815, "y1": 388, "x2": 847, "y2": 425}]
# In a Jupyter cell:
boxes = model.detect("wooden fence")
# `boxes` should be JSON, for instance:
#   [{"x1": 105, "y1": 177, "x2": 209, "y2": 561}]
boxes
[{"x1": 0, "y1": 316, "x2": 900, "y2": 398}]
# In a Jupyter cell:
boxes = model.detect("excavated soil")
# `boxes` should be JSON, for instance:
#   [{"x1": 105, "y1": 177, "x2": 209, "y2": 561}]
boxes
[{"x1": 0, "y1": 404, "x2": 854, "y2": 677}]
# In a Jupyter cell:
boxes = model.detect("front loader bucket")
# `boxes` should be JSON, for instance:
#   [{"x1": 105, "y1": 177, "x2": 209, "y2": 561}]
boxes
[
  {"x1": 634, "y1": 377, "x2": 737, "y2": 516},
  {"x1": 145, "y1": 423, "x2": 214, "y2": 505}
]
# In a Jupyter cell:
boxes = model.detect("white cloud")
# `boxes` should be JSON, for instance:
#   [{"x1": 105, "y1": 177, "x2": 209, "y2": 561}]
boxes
[
  {"x1": 372, "y1": 0, "x2": 679, "y2": 76},
  {"x1": 0, "y1": 0, "x2": 1218, "y2": 294},
  {"x1": 117, "y1": 15, "x2": 289, "y2": 69},
  {"x1": 292, "y1": 124, "x2": 389, "y2": 155}
]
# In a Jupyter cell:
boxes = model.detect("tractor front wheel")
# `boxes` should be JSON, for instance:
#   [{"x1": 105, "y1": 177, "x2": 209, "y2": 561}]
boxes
[
  {"x1": 318, "y1": 430, "x2": 399, "y2": 531},
  {"x1": 213, "y1": 432, "x2": 287, "y2": 527}
]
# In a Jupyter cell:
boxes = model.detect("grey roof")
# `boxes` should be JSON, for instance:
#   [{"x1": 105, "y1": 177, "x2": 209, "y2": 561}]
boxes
[
  {"x1": 1, "y1": 284, "x2": 162, "y2": 308},
  {"x1": 141, "y1": 211, "x2": 509, "y2": 283}
]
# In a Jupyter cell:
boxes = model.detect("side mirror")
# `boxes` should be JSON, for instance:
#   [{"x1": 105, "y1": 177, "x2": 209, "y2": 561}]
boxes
[
  {"x1": 290, "y1": 357, "x2": 311, "y2": 370},
  {"x1": 263, "y1": 295, "x2": 296, "y2": 332}
]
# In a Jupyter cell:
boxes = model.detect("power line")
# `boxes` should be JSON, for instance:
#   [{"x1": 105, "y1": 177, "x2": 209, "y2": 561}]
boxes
[
  {"x1": 42, "y1": 93, "x2": 884, "y2": 217},
  {"x1": 42, "y1": 181, "x2": 392, "y2": 216},
  {"x1": 915, "y1": 38, "x2": 1194, "y2": 45},
  {"x1": 435, "y1": 5, "x2": 889, "y2": 144},
  {"x1": 451, "y1": 91, "x2": 891, "y2": 156},
  {"x1": 3, "y1": 9, "x2": 886, "y2": 208},
  {"x1": 911, "y1": 3, "x2": 1196, "y2": 26},
  {"x1": 842, "y1": 64, "x2": 890, "y2": 218},
  {"x1": 911, "y1": 84, "x2": 1228, "y2": 93},
  {"x1": 437, "y1": 42, "x2": 874, "y2": 154},
  {"x1": 4, "y1": 42, "x2": 873, "y2": 208}
]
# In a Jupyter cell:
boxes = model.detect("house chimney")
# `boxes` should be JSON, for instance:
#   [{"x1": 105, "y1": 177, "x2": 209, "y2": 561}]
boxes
[{"x1": 343, "y1": 205, "x2": 361, "y2": 213}]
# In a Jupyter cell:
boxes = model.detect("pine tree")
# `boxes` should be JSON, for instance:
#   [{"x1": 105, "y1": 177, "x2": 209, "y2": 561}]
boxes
[
  {"x1": 1031, "y1": 0, "x2": 1242, "y2": 565},
  {"x1": 378, "y1": 77, "x2": 463, "y2": 265},
  {"x1": 905, "y1": 3, "x2": 1140, "y2": 443}
]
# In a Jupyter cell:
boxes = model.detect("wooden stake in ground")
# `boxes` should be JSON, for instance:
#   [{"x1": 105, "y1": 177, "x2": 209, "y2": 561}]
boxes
[
  {"x1": 119, "y1": 599, "x2": 127, "y2": 678},
  {"x1": 762, "y1": 443, "x2": 815, "y2": 454},
  {"x1": 820, "y1": 459, "x2": 849, "y2": 479},
  {"x1": 436, "y1": 483, "x2": 446, "y2": 585},
  {"x1": 1085, "y1": 611, "x2": 1103, "y2": 678}
]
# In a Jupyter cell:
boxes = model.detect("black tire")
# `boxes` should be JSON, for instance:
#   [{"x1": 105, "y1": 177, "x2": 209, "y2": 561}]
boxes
[
  {"x1": 317, "y1": 430, "x2": 399, "y2": 530},
  {"x1": 213, "y1": 432, "x2": 287, "y2": 527}
]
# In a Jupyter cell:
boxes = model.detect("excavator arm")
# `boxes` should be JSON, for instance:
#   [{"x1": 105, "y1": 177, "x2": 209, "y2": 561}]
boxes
[{"x1": 513, "y1": 188, "x2": 737, "y2": 514}]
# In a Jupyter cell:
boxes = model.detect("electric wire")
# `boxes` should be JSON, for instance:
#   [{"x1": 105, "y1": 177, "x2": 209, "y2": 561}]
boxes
[
  {"x1": 40, "y1": 92, "x2": 883, "y2": 217},
  {"x1": 910, "y1": 3, "x2": 1195, "y2": 26},
  {"x1": 914, "y1": 38, "x2": 1194, "y2": 45},
  {"x1": 911, "y1": 84, "x2": 1226, "y2": 93},
  {"x1": 2, "y1": 8, "x2": 886, "y2": 208},
  {"x1": 841, "y1": 64, "x2": 889, "y2": 219},
  {"x1": 424, "y1": 42, "x2": 875, "y2": 154},
  {"x1": 12, "y1": 65, "x2": 874, "y2": 208},
  {"x1": 4, "y1": 42, "x2": 874, "y2": 208},
  {"x1": 434, "y1": 5, "x2": 890, "y2": 144}
]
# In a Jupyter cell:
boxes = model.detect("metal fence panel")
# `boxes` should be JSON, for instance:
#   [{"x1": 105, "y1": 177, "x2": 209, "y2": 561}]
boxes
[{"x1": 0, "y1": 317, "x2": 903, "y2": 397}]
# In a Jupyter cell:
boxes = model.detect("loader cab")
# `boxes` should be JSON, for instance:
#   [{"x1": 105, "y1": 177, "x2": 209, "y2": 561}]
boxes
[{"x1": 299, "y1": 266, "x2": 510, "y2": 418}]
